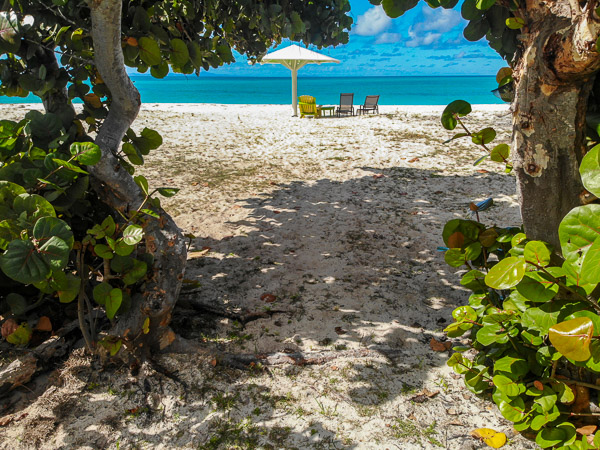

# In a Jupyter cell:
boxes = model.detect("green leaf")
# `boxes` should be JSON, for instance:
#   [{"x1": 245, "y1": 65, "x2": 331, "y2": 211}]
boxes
[
  {"x1": 498, "y1": 397, "x2": 527, "y2": 422},
  {"x1": 581, "y1": 235, "x2": 600, "y2": 283},
  {"x1": 122, "y1": 259, "x2": 147, "y2": 285},
  {"x1": 56, "y1": 273, "x2": 80, "y2": 303},
  {"x1": 94, "y1": 243, "x2": 113, "y2": 259},
  {"x1": 170, "y1": 38, "x2": 189, "y2": 67},
  {"x1": 485, "y1": 256, "x2": 526, "y2": 289},
  {"x1": 476, "y1": 323, "x2": 506, "y2": 346},
  {"x1": 444, "y1": 248, "x2": 465, "y2": 267},
  {"x1": 530, "y1": 407, "x2": 560, "y2": 431},
  {"x1": 139, "y1": 128, "x2": 162, "y2": 152},
  {"x1": 452, "y1": 305, "x2": 477, "y2": 322},
  {"x1": 549, "y1": 317, "x2": 593, "y2": 361},
  {"x1": 122, "y1": 142, "x2": 143, "y2": 165},
  {"x1": 441, "y1": 100, "x2": 472, "y2": 130},
  {"x1": 559, "y1": 204, "x2": 600, "y2": 262},
  {"x1": 506, "y1": 17, "x2": 525, "y2": 30},
  {"x1": 490, "y1": 144, "x2": 510, "y2": 162},
  {"x1": 464, "y1": 18, "x2": 489, "y2": 42},
  {"x1": 70, "y1": 142, "x2": 101, "y2": 166},
  {"x1": 33, "y1": 216, "x2": 74, "y2": 250},
  {"x1": 110, "y1": 255, "x2": 134, "y2": 273},
  {"x1": 522, "y1": 305, "x2": 561, "y2": 335},
  {"x1": 471, "y1": 127, "x2": 496, "y2": 145},
  {"x1": 515, "y1": 272, "x2": 558, "y2": 302},
  {"x1": 460, "y1": 269, "x2": 487, "y2": 291},
  {"x1": 93, "y1": 282, "x2": 113, "y2": 306},
  {"x1": 493, "y1": 374, "x2": 524, "y2": 397},
  {"x1": 26, "y1": 111, "x2": 62, "y2": 142},
  {"x1": 105, "y1": 288, "x2": 123, "y2": 320},
  {"x1": 138, "y1": 37, "x2": 162, "y2": 66},
  {"x1": 114, "y1": 239, "x2": 134, "y2": 256},
  {"x1": 381, "y1": 0, "x2": 419, "y2": 18},
  {"x1": 6, "y1": 323, "x2": 32, "y2": 346},
  {"x1": 150, "y1": 61, "x2": 169, "y2": 79},
  {"x1": 0, "y1": 239, "x2": 51, "y2": 283},
  {"x1": 524, "y1": 240, "x2": 552, "y2": 267},
  {"x1": 533, "y1": 386, "x2": 557, "y2": 412},
  {"x1": 536, "y1": 423, "x2": 576, "y2": 449},
  {"x1": 134, "y1": 175, "x2": 149, "y2": 195},
  {"x1": 476, "y1": 0, "x2": 495, "y2": 9},
  {"x1": 38, "y1": 236, "x2": 70, "y2": 270},
  {"x1": 122, "y1": 224, "x2": 143, "y2": 245},
  {"x1": 52, "y1": 158, "x2": 88, "y2": 174},
  {"x1": 87, "y1": 215, "x2": 116, "y2": 239},
  {"x1": 493, "y1": 356, "x2": 528, "y2": 377},
  {"x1": 580, "y1": 144, "x2": 600, "y2": 197},
  {"x1": 157, "y1": 187, "x2": 179, "y2": 197},
  {"x1": 473, "y1": 155, "x2": 489, "y2": 166}
]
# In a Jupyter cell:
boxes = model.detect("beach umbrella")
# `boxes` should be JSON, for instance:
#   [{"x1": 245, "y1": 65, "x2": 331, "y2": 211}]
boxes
[{"x1": 259, "y1": 44, "x2": 340, "y2": 116}]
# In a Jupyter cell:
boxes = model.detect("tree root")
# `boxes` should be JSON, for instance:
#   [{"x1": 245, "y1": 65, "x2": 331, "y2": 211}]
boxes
[
  {"x1": 0, "y1": 315, "x2": 97, "y2": 400},
  {"x1": 176, "y1": 293, "x2": 289, "y2": 326}
]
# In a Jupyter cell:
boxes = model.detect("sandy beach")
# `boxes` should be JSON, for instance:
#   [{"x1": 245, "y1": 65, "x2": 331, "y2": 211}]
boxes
[{"x1": 0, "y1": 103, "x2": 534, "y2": 449}]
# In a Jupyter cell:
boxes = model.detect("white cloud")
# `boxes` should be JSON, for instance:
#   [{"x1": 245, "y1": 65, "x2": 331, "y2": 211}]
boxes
[
  {"x1": 376, "y1": 32, "x2": 402, "y2": 44},
  {"x1": 405, "y1": 7, "x2": 462, "y2": 48},
  {"x1": 420, "y1": 8, "x2": 461, "y2": 33},
  {"x1": 354, "y1": 6, "x2": 392, "y2": 36}
]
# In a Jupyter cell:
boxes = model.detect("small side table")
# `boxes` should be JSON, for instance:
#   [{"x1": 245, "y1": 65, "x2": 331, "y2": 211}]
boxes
[{"x1": 318, "y1": 106, "x2": 335, "y2": 117}]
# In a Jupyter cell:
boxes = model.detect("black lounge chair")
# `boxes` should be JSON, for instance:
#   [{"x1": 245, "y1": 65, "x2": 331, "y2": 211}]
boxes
[
  {"x1": 336, "y1": 93, "x2": 354, "y2": 117},
  {"x1": 358, "y1": 95, "x2": 380, "y2": 115}
]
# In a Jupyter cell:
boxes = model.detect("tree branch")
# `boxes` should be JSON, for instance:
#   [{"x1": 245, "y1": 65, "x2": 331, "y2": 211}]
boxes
[{"x1": 88, "y1": 0, "x2": 187, "y2": 357}]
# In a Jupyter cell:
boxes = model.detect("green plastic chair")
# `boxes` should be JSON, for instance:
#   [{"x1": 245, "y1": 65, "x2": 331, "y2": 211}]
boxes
[{"x1": 298, "y1": 95, "x2": 321, "y2": 118}]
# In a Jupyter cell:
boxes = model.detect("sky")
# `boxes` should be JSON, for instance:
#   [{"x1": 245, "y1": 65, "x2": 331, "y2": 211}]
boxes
[{"x1": 202, "y1": 0, "x2": 506, "y2": 78}]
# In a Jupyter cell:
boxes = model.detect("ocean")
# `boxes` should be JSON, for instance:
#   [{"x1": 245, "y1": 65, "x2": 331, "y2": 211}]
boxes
[{"x1": 1, "y1": 75, "x2": 504, "y2": 106}]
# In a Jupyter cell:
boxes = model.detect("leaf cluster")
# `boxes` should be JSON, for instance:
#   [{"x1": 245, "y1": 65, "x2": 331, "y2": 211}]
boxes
[{"x1": 442, "y1": 105, "x2": 600, "y2": 449}]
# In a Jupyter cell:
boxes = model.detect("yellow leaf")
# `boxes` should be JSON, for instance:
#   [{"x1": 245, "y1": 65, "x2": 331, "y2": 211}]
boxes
[
  {"x1": 471, "y1": 428, "x2": 507, "y2": 448},
  {"x1": 84, "y1": 93, "x2": 102, "y2": 108},
  {"x1": 142, "y1": 317, "x2": 150, "y2": 334}
]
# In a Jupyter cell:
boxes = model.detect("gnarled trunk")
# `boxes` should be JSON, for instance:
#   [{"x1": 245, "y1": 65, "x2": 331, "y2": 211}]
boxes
[
  {"x1": 88, "y1": 0, "x2": 187, "y2": 357},
  {"x1": 512, "y1": 1, "x2": 600, "y2": 249}
]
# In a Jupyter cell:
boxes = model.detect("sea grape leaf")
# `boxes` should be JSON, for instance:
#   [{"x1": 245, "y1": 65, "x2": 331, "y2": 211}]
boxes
[
  {"x1": 581, "y1": 235, "x2": 600, "y2": 283},
  {"x1": 170, "y1": 38, "x2": 189, "y2": 67},
  {"x1": 559, "y1": 204, "x2": 600, "y2": 262},
  {"x1": 105, "y1": 288, "x2": 123, "y2": 319},
  {"x1": 93, "y1": 282, "x2": 113, "y2": 306},
  {"x1": 490, "y1": 144, "x2": 509, "y2": 162},
  {"x1": 523, "y1": 240, "x2": 551, "y2": 267},
  {"x1": 56, "y1": 273, "x2": 80, "y2": 303},
  {"x1": 485, "y1": 256, "x2": 526, "y2": 289},
  {"x1": 497, "y1": 397, "x2": 527, "y2": 422},
  {"x1": 70, "y1": 142, "x2": 101, "y2": 166},
  {"x1": 122, "y1": 224, "x2": 143, "y2": 245},
  {"x1": 579, "y1": 143, "x2": 600, "y2": 197},
  {"x1": 441, "y1": 100, "x2": 472, "y2": 130},
  {"x1": 138, "y1": 37, "x2": 162, "y2": 66},
  {"x1": 515, "y1": 272, "x2": 558, "y2": 302},
  {"x1": 122, "y1": 259, "x2": 147, "y2": 285},
  {"x1": 493, "y1": 374, "x2": 524, "y2": 397},
  {"x1": 471, "y1": 127, "x2": 496, "y2": 145},
  {"x1": 381, "y1": 0, "x2": 419, "y2": 18},
  {"x1": 33, "y1": 216, "x2": 74, "y2": 249},
  {"x1": 470, "y1": 429, "x2": 506, "y2": 448},
  {"x1": 549, "y1": 317, "x2": 593, "y2": 361},
  {"x1": 0, "y1": 239, "x2": 51, "y2": 283},
  {"x1": 6, "y1": 293, "x2": 27, "y2": 315}
]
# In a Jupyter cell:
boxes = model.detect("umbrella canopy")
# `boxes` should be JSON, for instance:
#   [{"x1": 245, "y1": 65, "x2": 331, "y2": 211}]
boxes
[{"x1": 259, "y1": 44, "x2": 340, "y2": 116}]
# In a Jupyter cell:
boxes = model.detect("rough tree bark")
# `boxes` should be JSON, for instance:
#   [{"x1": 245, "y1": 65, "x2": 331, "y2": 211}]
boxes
[
  {"x1": 88, "y1": 0, "x2": 187, "y2": 357},
  {"x1": 512, "y1": 1, "x2": 600, "y2": 249}
]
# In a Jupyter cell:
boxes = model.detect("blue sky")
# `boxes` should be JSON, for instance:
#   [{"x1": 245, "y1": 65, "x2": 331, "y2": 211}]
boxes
[{"x1": 206, "y1": 0, "x2": 505, "y2": 77}]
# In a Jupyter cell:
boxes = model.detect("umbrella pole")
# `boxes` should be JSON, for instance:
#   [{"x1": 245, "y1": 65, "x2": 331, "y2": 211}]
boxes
[{"x1": 291, "y1": 68, "x2": 298, "y2": 116}]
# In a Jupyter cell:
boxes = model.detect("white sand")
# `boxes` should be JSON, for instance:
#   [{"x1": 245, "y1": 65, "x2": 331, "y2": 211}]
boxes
[{"x1": 0, "y1": 103, "x2": 533, "y2": 449}]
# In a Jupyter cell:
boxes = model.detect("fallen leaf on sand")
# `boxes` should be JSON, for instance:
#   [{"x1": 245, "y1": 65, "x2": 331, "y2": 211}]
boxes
[
  {"x1": 35, "y1": 316, "x2": 52, "y2": 332},
  {"x1": 471, "y1": 428, "x2": 507, "y2": 448},
  {"x1": 577, "y1": 425, "x2": 597, "y2": 436},
  {"x1": 477, "y1": 169, "x2": 489, "y2": 173},
  {"x1": 408, "y1": 157, "x2": 420, "y2": 163},
  {"x1": 261, "y1": 293, "x2": 276, "y2": 303},
  {"x1": 373, "y1": 174, "x2": 384, "y2": 179},
  {"x1": 210, "y1": 358, "x2": 217, "y2": 367},
  {"x1": 430, "y1": 337, "x2": 452, "y2": 352},
  {"x1": 1, "y1": 319, "x2": 17, "y2": 338},
  {"x1": 334, "y1": 327, "x2": 346, "y2": 335},
  {"x1": 410, "y1": 388, "x2": 439, "y2": 403}
]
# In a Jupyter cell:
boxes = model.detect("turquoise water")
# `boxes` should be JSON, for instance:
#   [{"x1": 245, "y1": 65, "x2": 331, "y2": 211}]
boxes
[{"x1": 0, "y1": 75, "x2": 503, "y2": 105}]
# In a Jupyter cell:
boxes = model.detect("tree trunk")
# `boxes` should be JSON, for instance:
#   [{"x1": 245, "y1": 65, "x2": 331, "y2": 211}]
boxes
[
  {"x1": 512, "y1": 2, "x2": 600, "y2": 249},
  {"x1": 88, "y1": 0, "x2": 187, "y2": 358}
]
